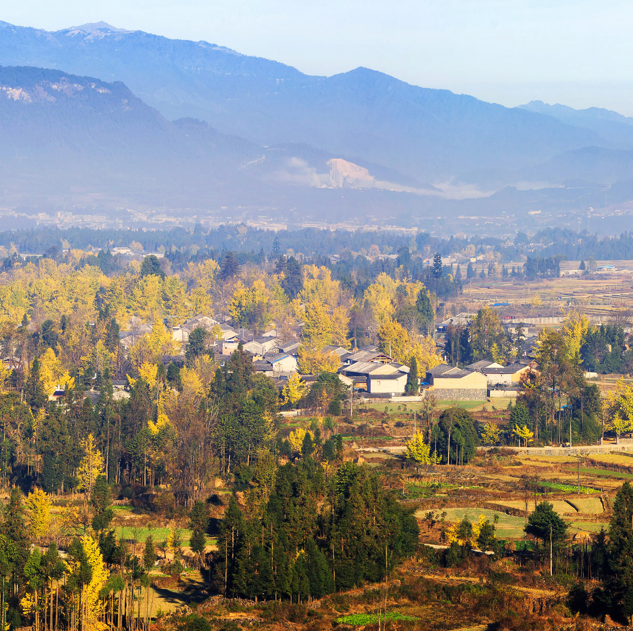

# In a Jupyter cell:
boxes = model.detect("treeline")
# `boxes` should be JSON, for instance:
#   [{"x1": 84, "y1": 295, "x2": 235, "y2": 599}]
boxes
[{"x1": 7, "y1": 225, "x2": 633, "y2": 265}]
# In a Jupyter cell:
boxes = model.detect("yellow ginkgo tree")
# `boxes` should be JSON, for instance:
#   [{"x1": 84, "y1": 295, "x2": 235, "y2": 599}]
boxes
[
  {"x1": 24, "y1": 488, "x2": 52, "y2": 539},
  {"x1": 77, "y1": 434, "x2": 105, "y2": 497},
  {"x1": 481, "y1": 423, "x2": 501, "y2": 446},
  {"x1": 607, "y1": 379, "x2": 633, "y2": 443},
  {"x1": 405, "y1": 432, "x2": 441, "y2": 465},
  {"x1": 512, "y1": 424, "x2": 534, "y2": 447},
  {"x1": 282, "y1": 372, "x2": 307, "y2": 406},
  {"x1": 37, "y1": 347, "x2": 75, "y2": 398}
]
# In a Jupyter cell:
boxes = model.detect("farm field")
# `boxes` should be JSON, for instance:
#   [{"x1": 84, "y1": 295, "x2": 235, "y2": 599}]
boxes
[
  {"x1": 489, "y1": 499, "x2": 577, "y2": 515},
  {"x1": 432, "y1": 508, "x2": 528, "y2": 539}
]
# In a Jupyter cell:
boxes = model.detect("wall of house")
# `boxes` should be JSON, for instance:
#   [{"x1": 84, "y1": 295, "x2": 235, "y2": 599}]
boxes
[
  {"x1": 432, "y1": 388, "x2": 487, "y2": 401},
  {"x1": 369, "y1": 376, "x2": 407, "y2": 394},
  {"x1": 486, "y1": 373, "x2": 513, "y2": 386},
  {"x1": 511, "y1": 369, "x2": 529, "y2": 383},
  {"x1": 273, "y1": 357, "x2": 298, "y2": 373},
  {"x1": 433, "y1": 373, "x2": 488, "y2": 390}
]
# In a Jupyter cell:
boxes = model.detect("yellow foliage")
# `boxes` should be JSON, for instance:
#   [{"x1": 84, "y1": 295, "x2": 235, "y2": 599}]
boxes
[
  {"x1": 531, "y1": 293, "x2": 543, "y2": 307},
  {"x1": 607, "y1": 378, "x2": 633, "y2": 435},
  {"x1": 481, "y1": 423, "x2": 501, "y2": 445},
  {"x1": 299, "y1": 266, "x2": 341, "y2": 305},
  {"x1": 128, "y1": 320, "x2": 179, "y2": 369},
  {"x1": 65, "y1": 536, "x2": 109, "y2": 631},
  {"x1": 405, "y1": 433, "x2": 441, "y2": 464},
  {"x1": 363, "y1": 279, "x2": 396, "y2": 326},
  {"x1": 38, "y1": 347, "x2": 75, "y2": 397},
  {"x1": 20, "y1": 593, "x2": 36, "y2": 615},
  {"x1": 447, "y1": 514, "x2": 489, "y2": 547},
  {"x1": 24, "y1": 488, "x2": 52, "y2": 539},
  {"x1": 77, "y1": 434, "x2": 104, "y2": 496},
  {"x1": 60, "y1": 505, "x2": 82, "y2": 535},
  {"x1": 512, "y1": 424, "x2": 534, "y2": 446},
  {"x1": 288, "y1": 427, "x2": 313, "y2": 453},
  {"x1": 282, "y1": 372, "x2": 307, "y2": 405},
  {"x1": 407, "y1": 336, "x2": 443, "y2": 373},
  {"x1": 180, "y1": 366, "x2": 204, "y2": 399},
  {"x1": 297, "y1": 347, "x2": 341, "y2": 375},
  {"x1": 562, "y1": 310, "x2": 592, "y2": 360},
  {"x1": 0, "y1": 362, "x2": 11, "y2": 394},
  {"x1": 377, "y1": 319, "x2": 410, "y2": 362},
  {"x1": 139, "y1": 362, "x2": 159, "y2": 389}
]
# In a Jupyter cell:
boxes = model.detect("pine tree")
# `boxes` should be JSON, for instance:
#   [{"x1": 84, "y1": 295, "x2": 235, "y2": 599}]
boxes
[
  {"x1": 25, "y1": 358, "x2": 47, "y2": 411},
  {"x1": 91, "y1": 475, "x2": 113, "y2": 532},
  {"x1": 432, "y1": 253, "x2": 443, "y2": 279},
  {"x1": 406, "y1": 356, "x2": 420, "y2": 395},
  {"x1": 189, "y1": 501, "x2": 209, "y2": 560},
  {"x1": 608, "y1": 482, "x2": 633, "y2": 622},
  {"x1": 525, "y1": 502, "x2": 568, "y2": 545}
]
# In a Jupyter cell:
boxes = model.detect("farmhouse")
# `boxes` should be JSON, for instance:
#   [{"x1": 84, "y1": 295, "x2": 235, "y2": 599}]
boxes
[
  {"x1": 481, "y1": 362, "x2": 532, "y2": 386},
  {"x1": 243, "y1": 336, "x2": 281, "y2": 357},
  {"x1": 340, "y1": 361, "x2": 408, "y2": 395},
  {"x1": 425, "y1": 364, "x2": 488, "y2": 401}
]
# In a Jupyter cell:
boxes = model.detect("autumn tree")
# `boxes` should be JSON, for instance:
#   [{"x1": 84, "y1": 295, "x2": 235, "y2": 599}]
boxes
[
  {"x1": 77, "y1": 434, "x2": 105, "y2": 498},
  {"x1": 24, "y1": 489, "x2": 51, "y2": 540}
]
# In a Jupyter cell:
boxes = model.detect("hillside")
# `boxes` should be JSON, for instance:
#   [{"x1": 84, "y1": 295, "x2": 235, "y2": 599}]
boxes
[
  {"x1": 0, "y1": 21, "x2": 612, "y2": 181},
  {"x1": 520, "y1": 100, "x2": 633, "y2": 148}
]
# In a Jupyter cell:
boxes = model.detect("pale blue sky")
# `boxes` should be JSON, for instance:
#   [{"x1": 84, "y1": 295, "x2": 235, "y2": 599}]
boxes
[{"x1": 5, "y1": 0, "x2": 633, "y2": 114}]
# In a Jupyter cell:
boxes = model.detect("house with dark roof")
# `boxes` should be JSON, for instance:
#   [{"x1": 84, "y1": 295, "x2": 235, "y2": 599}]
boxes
[
  {"x1": 466, "y1": 360, "x2": 502, "y2": 371},
  {"x1": 243, "y1": 336, "x2": 281, "y2": 357},
  {"x1": 340, "y1": 361, "x2": 408, "y2": 395},
  {"x1": 253, "y1": 353, "x2": 298, "y2": 376},
  {"x1": 426, "y1": 364, "x2": 488, "y2": 400},
  {"x1": 340, "y1": 348, "x2": 393, "y2": 366},
  {"x1": 481, "y1": 362, "x2": 532, "y2": 385}
]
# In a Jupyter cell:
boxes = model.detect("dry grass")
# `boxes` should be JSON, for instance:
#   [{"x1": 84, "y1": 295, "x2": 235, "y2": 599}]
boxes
[
  {"x1": 568, "y1": 497, "x2": 604, "y2": 514},
  {"x1": 588, "y1": 454, "x2": 633, "y2": 466},
  {"x1": 490, "y1": 499, "x2": 575, "y2": 515},
  {"x1": 520, "y1": 456, "x2": 578, "y2": 465}
]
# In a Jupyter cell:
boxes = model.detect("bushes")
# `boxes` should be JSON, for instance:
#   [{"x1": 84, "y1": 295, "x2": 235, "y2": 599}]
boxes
[{"x1": 180, "y1": 615, "x2": 212, "y2": 631}]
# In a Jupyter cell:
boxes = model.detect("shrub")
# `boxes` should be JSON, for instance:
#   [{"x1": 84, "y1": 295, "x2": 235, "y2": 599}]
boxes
[{"x1": 180, "y1": 615, "x2": 211, "y2": 631}]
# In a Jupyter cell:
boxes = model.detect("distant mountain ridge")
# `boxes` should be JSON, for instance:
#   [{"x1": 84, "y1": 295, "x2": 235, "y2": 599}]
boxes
[
  {"x1": 519, "y1": 100, "x2": 633, "y2": 148},
  {"x1": 0, "y1": 20, "x2": 614, "y2": 181}
]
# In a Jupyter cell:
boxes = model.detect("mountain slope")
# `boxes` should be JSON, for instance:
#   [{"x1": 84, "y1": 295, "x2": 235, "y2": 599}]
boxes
[
  {"x1": 0, "y1": 21, "x2": 611, "y2": 180},
  {"x1": 519, "y1": 100, "x2": 633, "y2": 148},
  {"x1": 0, "y1": 64, "x2": 430, "y2": 218},
  {"x1": 0, "y1": 65, "x2": 280, "y2": 203}
]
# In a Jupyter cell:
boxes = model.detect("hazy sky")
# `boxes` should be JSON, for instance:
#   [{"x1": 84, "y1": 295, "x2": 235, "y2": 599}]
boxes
[{"x1": 4, "y1": 0, "x2": 633, "y2": 114}]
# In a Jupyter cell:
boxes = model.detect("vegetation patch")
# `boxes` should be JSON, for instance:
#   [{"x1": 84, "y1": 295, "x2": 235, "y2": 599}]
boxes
[
  {"x1": 335, "y1": 611, "x2": 419, "y2": 625},
  {"x1": 578, "y1": 466, "x2": 633, "y2": 479},
  {"x1": 538, "y1": 481, "x2": 598, "y2": 494}
]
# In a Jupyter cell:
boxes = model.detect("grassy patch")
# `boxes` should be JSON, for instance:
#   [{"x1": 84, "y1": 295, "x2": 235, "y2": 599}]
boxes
[
  {"x1": 336, "y1": 612, "x2": 418, "y2": 626},
  {"x1": 491, "y1": 500, "x2": 575, "y2": 515},
  {"x1": 430, "y1": 508, "x2": 527, "y2": 539},
  {"x1": 579, "y1": 467, "x2": 633, "y2": 479},
  {"x1": 114, "y1": 525, "x2": 216, "y2": 547},
  {"x1": 538, "y1": 481, "x2": 598, "y2": 494}
]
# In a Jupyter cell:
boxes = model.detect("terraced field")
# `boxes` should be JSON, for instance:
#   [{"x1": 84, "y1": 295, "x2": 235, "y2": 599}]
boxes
[{"x1": 490, "y1": 499, "x2": 576, "y2": 515}]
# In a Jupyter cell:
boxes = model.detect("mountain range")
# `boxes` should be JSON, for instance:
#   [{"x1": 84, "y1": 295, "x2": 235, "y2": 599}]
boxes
[{"x1": 3, "y1": 20, "x2": 633, "y2": 231}]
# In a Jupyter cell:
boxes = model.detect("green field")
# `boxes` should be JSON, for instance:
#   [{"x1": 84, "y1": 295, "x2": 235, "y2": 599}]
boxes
[
  {"x1": 421, "y1": 507, "x2": 528, "y2": 539},
  {"x1": 359, "y1": 400, "x2": 487, "y2": 414},
  {"x1": 115, "y1": 525, "x2": 217, "y2": 547},
  {"x1": 336, "y1": 612, "x2": 418, "y2": 626},
  {"x1": 579, "y1": 467, "x2": 633, "y2": 480}
]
